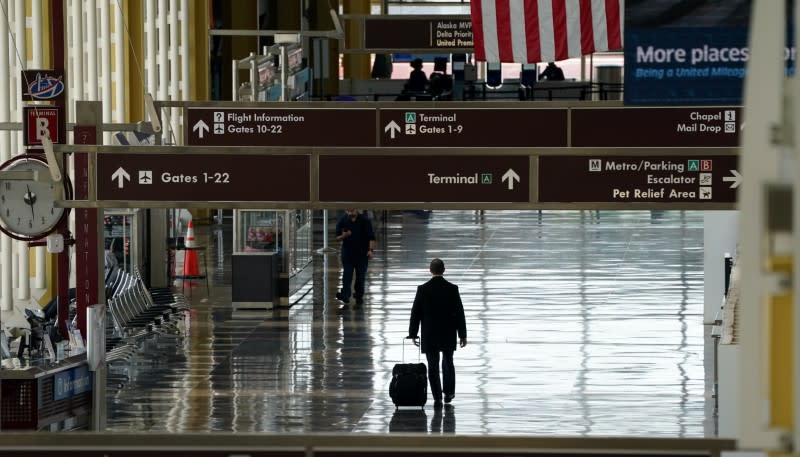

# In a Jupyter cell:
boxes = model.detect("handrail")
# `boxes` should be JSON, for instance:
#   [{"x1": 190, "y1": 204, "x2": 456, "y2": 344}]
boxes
[{"x1": 0, "y1": 433, "x2": 737, "y2": 457}]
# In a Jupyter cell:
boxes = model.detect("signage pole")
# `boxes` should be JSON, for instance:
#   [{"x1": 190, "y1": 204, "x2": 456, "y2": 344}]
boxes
[
  {"x1": 322, "y1": 209, "x2": 329, "y2": 250},
  {"x1": 51, "y1": 0, "x2": 71, "y2": 339},
  {"x1": 86, "y1": 304, "x2": 106, "y2": 431},
  {"x1": 74, "y1": 101, "x2": 103, "y2": 338},
  {"x1": 317, "y1": 209, "x2": 337, "y2": 253}
]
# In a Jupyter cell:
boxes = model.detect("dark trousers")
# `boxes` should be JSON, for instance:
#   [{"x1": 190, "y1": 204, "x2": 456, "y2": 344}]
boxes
[
  {"x1": 341, "y1": 255, "x2": 368, "y2": 301},
  {"x1": 425, "y1": 349, "x2": 455, "y2": 402}
]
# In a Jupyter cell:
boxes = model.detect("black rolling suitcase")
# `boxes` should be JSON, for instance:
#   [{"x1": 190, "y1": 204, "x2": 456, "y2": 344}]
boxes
[{"x1": 389, "y1": 338, "x2": 427, "y2": 409}]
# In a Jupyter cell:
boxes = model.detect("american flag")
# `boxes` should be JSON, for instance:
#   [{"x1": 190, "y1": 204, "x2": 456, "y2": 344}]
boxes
[{"x1": 471, "y1": 0, "x2": 624, "y2": 63}]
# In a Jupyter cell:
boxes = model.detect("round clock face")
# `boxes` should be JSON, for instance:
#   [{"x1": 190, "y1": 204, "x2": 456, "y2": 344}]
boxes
[{"x1": 0, "y1": 156, "x2": 66, "y2": 239}]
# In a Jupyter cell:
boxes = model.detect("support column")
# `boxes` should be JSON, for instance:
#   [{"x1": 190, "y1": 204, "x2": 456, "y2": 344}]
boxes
[
  {"x1": 738, "y1": 0, "x2": 785, "y2": 449},
  {"x1": 218, "y1": 0, "x2": 257, "y2": 100},
  {"x1": 34, "y1": 0, "x2": 51, "y2": 296},
  {"x1": 158, "y1": 0, "x2": 168, "y2": 104},
  {"x1": 123, "y1": 0, "x2": 143, "y2": 122},
  {"x1": 169, "y1": 0, "x2": 179, "y2": 142},
  {"x1": 114, "y1": 0, "x2": 126, "y2": 123},
  {"x1": 308, "y1": 0, "x2": 340, "y2": 97},
  {"x1": 12, "y1": 0, "x2": 23, "y2": 153},
  {"x1": 87, "y1": 0, "x2": 98, "y2": 100},
  {"x1": 1, "y1": 0, "x2": 12, "y2": 311},
  {"x1": 71, "y1": 0, "x2": 83, "y2": 106},
  {"x1": 51, "y1": 0, "x2": 70, "y2": 338},
  {"x1": 32, "y1": 0, "x2": 44, "y2": 66},
  {"x1": 101, "y1": 0, "x2": 111, "y2": 144},
  {"x1": 12, "y1": 0, "x2": 28, "y2": 301},
  {"x1": 180, "y1": 0, "x2": 189, "y2": 104},
  {"x1": 187, "y1": 0, "x2": 209, "y2": 100},
  {"x1": 342, "y1": 0, "x2": 369, "y2": 81}
]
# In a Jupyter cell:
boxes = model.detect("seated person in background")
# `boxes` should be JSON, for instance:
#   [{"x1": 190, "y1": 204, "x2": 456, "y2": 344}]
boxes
[
  {"x1": 539, "y1": 62, "x2": 565, "y2": 81},
  {"x1": 429, "y1": 72, "x2": 453, "y2": 98},
  {"x1": 428, "y1": 57, "x2": 453, "y2": 99},
  {"x1": 405, "y1": 58, "x2": 428, "y2": 92}
]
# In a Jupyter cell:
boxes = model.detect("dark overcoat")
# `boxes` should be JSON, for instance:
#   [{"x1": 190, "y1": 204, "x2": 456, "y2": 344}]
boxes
[{"x1": 408, "y1": 276, "x2": 467, "y2": 353}]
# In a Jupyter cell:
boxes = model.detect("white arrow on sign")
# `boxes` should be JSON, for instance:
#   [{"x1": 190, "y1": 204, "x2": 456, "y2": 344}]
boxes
[
  {"x1": 501, "y1": 168, "x2": 520, "y2": 190},
  {"x1": 111, "y1": 167, "x2": 131, "y2": 189},
  {"x1": 722, "y1": 169, "x2": 742, "y2": 189},
  {"x1": 193, "y1": 120, "x2": 210, "y2": 139},
  {"x1": 384, "y1": 120, "x2": 401, "y2": 139}
]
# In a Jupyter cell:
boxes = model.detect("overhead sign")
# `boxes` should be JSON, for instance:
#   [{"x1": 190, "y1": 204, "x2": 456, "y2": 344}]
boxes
[
  {"x1": 319, "y1": 155, "x2": 529, "y2": 203},
  {"x1": 380, "y1": 108, "x2": 568, "y2": 147},
  {"x1": 624, "y1": 0, "x2": 762, "y2": 105},
  {"x1": 23, "y1": 106, "x2": 64, "y2": 145},
  {"x1": 186, "y1": 108, "x2": 376, "y2": 147},
  {"x1": 363, "y1": 16, "x2": 473, "y2": 50},
  {"x1": 538, "y1": 155, "x2": 739, "y2": 204},
  {"x1": 97, "y1": 153, "x2": 310, "y2": 202},
  {"x1": 571, "y1": 107, "x2": 742, "y2": 147}
]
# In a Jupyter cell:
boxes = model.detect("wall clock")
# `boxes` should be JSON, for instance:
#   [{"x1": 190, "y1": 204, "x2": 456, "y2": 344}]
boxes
[{"x1": 0, "y1": 154, "x2": 71, "y2": 241}]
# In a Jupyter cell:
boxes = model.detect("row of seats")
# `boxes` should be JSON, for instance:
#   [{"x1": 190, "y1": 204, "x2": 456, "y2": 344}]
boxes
[{"x1": 103, "y1": 267, "x2": 188, "y2": 393}]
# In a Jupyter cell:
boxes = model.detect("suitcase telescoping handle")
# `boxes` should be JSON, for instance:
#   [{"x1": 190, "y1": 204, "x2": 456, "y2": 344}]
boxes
[{"x1": 403, "y1": 336, "x2": 421, "y2": 363}]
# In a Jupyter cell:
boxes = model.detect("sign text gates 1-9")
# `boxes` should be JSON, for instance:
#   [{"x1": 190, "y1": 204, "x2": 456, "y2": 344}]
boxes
[
  {"x1": 379, "y1": 108, "x2": 568, "y2": 148},
  {"x1": 96, "y1": 154, "x2": 310, "y2": 202}
]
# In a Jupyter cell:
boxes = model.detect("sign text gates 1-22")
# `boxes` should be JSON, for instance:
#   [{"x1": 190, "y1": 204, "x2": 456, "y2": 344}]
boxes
[{"x1": 96, "y1": 154, "x2": 310, "y2": 202}]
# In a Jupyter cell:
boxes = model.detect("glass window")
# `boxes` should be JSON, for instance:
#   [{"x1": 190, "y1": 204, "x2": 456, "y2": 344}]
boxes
[{"x1": 236, "y1": 210, "x2": 279, "y2": 253}]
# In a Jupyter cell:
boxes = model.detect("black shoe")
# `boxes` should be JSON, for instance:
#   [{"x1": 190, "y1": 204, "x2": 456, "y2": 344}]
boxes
[
  {"x1": 335, "y1": 292, "x2": 349, "y2": 304},
  {"x1": 433, "y1": 401, "x2": 443, "y2": 409},
  {"x1": 355, "y1": 297, "x2": 364, "y2": 306},
  {"x1": 444, "y1": 394, "x2": 454, "y2": 404}
]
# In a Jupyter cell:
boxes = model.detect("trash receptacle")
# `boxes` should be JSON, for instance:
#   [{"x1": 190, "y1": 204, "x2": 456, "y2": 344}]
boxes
[
  {"x1": 595, "y1": 65, "x2": 622, "y2": 100},
  {"x1": 232, "y1": 252, "x2": 279, "y2": 310}
]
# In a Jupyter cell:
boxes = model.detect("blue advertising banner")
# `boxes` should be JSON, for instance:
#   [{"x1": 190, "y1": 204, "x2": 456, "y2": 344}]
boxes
[
  {"x1": 624, "y1": 0, "x2": 794, "y2": 105},
  {"x1": 53, "y1": 365, "x2": 93, "y2": 401},
  {"x1": 625, "y1": 28, "x2": 749, "y2": 105}
]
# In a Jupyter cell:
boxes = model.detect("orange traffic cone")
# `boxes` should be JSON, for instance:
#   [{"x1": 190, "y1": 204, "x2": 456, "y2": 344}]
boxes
[
  {"x1": 183, "y1": 219, "x2": 200, "y2": 277},
  {"x1": 185, "y1": 219, "x2": 196, "y2": 247}
]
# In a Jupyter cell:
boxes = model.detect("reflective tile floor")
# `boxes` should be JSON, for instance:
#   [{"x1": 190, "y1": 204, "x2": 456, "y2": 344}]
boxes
[{"x1": 106, "y1": 210, "x2": 714, "y2": 436}]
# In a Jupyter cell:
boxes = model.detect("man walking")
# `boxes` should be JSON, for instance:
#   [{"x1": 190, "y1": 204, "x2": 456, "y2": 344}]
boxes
[
  {"x1": 408, "y1": 258, "x2": 467, "y2": 408},
  {"x1": 335, "y1": 209, "x2": 376, "y2": 308}
]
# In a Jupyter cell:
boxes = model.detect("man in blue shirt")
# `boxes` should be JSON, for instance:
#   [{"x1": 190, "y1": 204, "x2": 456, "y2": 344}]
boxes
[{"x1": 335, "y1": 209, "x2": 377, "y2": 308}]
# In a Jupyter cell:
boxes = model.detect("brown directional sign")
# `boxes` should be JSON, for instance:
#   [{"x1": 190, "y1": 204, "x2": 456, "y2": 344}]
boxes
[
  {"x1": 363, "y1": 16, "x2": 473, "y2": 50},
  {"x1": 186, "y1": 108, "x2": 376, "y2": 147},
  {"x1": 319, "y1": 155, "x2": 529, "y2": 203},
  {"x1": 538, "y1": 155, "x2": 739, "y2": 203},
  {"x1": 379, "y1": 108, "x2": 568, "y2": 147},
  {"x1": 571, "y1": 107, "x2": 742, "y2": 147},
  {"x1": 97, "y1": 153, "x2": 310, "y2": 202}
]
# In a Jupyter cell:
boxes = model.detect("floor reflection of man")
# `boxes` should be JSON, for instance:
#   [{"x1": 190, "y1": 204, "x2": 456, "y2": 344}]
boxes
[{"x1": 431, "y1": 405, "x2": 455, "y2": 434}]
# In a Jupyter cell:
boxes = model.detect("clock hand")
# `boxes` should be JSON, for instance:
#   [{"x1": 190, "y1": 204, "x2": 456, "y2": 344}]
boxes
[{"x1": 25, "y1": 185, "x2": 35, "y2": 220}]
